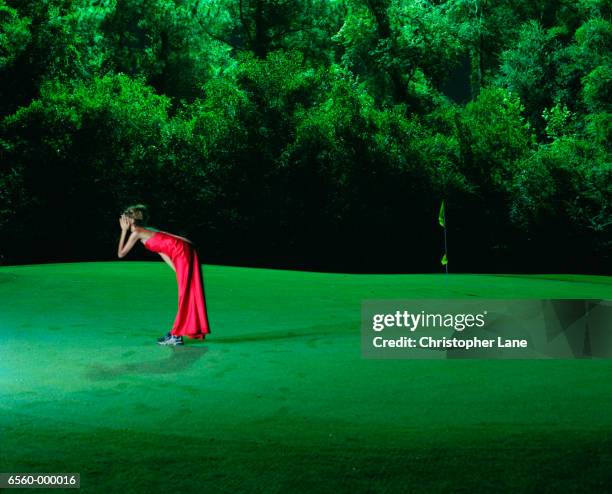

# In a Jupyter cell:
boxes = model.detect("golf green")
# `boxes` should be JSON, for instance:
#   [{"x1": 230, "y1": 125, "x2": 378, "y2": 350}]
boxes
[{"x1": 1, "y1": 262, "x2": 611, "y2": 492}]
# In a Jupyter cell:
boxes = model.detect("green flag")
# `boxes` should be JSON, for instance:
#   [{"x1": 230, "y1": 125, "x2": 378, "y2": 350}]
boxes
[
  {"x1": 438, "y1": 200, "x2": 445, "y2": 228},
  {"x1": 441, "y1": 253, "x2": 448, "y2": 266}
]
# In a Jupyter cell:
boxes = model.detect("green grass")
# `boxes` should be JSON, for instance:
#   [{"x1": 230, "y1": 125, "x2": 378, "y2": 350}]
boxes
[{"x1": 1, "y1": 262, "x2": 611, "y2": 493}]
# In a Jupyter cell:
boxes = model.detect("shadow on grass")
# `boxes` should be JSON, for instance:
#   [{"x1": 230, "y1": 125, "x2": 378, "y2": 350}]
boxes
[
  {"x1": 85, "y1": 346, "x2": 208, "y2": 380},
  {"x1": 212, "y1": 322, "x2": 359, "y2": 344}
]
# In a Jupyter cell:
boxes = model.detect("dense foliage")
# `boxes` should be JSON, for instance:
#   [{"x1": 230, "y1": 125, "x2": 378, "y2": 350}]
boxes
[{"x1": 0, "y1": 0, "x2": 610, "y2": 272}]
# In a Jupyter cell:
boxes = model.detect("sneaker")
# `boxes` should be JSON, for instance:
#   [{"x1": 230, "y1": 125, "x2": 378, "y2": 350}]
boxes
[
  {"x1": 157, "y1": 334, "x2": 184, "y2": 346},
  {"x1": 157, "y1": 331, "x2": 172, "y2": 343}
]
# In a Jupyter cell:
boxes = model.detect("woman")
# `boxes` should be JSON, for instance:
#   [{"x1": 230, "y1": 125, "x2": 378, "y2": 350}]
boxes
[{"x1": 117, "y1": 204, "x2": 211, "y2": 345}]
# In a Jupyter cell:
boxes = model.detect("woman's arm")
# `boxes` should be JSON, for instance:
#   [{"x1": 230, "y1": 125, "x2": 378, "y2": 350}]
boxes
[
  {"x1": 117, "y1": 215, "x2": 140, "y2": 258},
  {"x1": 118, "y1": 231, "x2": 140, "y2": 258},
  {"x1": 117, "y1": 228, "x2": 128, "y2": 258},
  {"x1": 159, "y1": 253, "x2": 176, "y2": 272}
]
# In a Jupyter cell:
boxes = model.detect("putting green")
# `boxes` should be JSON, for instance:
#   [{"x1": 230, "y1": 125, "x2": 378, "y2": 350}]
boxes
[{"x1": 1, "y1": 263, "x2": 611, "y2": 492}]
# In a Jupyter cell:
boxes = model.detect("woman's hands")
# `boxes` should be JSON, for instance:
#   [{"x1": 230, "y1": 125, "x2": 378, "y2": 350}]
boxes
[
  {"x1": 117, "y1": 217, "x2": 139, "y2": 258},
  {"x1": 119, "y1": 214, "x2": 131, "y2": 231}
]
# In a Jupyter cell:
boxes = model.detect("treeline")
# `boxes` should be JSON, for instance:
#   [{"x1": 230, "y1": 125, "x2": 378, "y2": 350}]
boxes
[{"x1": 0, "y1": 0, "x2": 610, "y2": 272}]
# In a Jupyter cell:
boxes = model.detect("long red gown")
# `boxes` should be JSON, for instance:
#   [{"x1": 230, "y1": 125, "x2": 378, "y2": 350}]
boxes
[{"x1": 143, "y1": 231, "x2": 211, "y2": 339}]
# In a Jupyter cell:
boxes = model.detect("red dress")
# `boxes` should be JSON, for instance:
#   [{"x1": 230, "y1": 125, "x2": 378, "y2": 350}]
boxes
[{"x1": 144, "y1": 231, "x2": 211, "y2": 339}]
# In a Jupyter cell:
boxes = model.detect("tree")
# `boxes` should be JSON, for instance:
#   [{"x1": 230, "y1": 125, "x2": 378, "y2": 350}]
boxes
[{"x1": 496, "y1": 20, "x2": 558, "y2": 137}]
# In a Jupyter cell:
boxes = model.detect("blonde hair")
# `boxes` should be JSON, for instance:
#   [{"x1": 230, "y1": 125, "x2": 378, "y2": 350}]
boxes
[{"x1": 123, "y1": 204, "x2": 148, "y2": 226}]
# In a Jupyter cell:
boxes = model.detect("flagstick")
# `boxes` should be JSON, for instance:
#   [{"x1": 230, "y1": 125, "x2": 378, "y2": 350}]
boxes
[
  {"x1": 443, "y1": 207, "x2": 449, "y2": 287},
  {"x1": 438, "y1": 199, "x2": 449, "y2": 289}
]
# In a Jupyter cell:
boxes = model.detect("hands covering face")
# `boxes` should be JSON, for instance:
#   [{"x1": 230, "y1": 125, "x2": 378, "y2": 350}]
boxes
[{"x1": 119, "y1": 214, "x2": 133, "y2": 230}]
